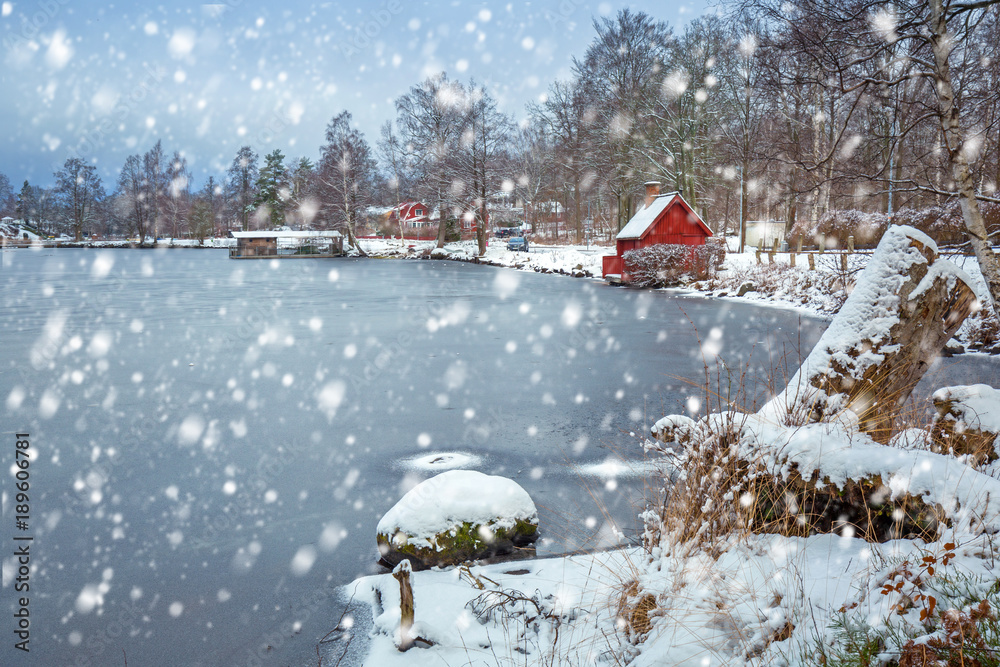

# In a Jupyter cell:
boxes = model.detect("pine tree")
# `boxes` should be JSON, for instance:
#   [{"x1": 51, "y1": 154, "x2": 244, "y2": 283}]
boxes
[
  {"x1": 16, "y1": 180, "x2": 35, "y2": 227},
  {"x1": 226, "y1": 146, "x2": 259, "y2": 231},
  {"x1": 254, "y1": 149, "x2": 290, "y2": 229}
]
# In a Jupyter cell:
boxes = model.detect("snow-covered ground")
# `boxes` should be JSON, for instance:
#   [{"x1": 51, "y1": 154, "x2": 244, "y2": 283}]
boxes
[
  {"x1": 341, "y1": 532, "x2": 999, "y2": 667},
  {"x1": 357, "y1": 237, "x2": 610, "y2": 277},
  {"x1": 0, "y1": 221, "x2": 42, "y2": 241}
]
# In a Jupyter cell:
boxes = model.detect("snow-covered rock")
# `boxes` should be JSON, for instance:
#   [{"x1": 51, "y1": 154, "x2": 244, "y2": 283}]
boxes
[{"x1": 376, "y1": 470, "x2": 539, "y2": 569}]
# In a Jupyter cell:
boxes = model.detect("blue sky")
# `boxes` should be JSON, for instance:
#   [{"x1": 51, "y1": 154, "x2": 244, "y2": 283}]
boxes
[{"x1": 1, "y1": 0, "x2": 710, "y2": 190}]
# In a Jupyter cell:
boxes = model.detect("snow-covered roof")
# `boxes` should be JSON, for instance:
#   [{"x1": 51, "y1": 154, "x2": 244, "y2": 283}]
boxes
[
  {"x1": 617, "y1": 194, "x2": 677, "y2": 240},
  {"x1": 231, "y1": 230, "x2": 342, "y2": 239},
  {"x1": 616, "y1": 193, "x2": 711, "y2": 240}
]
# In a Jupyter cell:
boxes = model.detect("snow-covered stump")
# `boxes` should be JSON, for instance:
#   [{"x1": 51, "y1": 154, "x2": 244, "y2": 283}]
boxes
[
  {"x1": 392, "y1": 560, "x2": 415, "y2": 651},
  {"x1": 930, "y1": 384, "x2": 1000, "y2": 467},
  {"x1": 760, "y1": 225, "x2": 977, "y2": 442},
  {"x1": 376, "y1": 470, "x2": 539, "y2": 570}
]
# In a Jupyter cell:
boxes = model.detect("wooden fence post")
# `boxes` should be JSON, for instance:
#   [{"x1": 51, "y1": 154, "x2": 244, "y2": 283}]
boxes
[
  {"x1": 840, "y1": 252, "x2": 848, "y2": 272},
  {"x1": 808, "y1": 252, "x2": 815, "y2": 270},
  {"x1": 790, "y1": 252, "x2": 796, "y2": 268},
  {"x1": 796, "y1": 237, "x2": 803, "y2": 254},
  {"x1": 847, "y1": 235, "x2": 855, "y2": 253}
]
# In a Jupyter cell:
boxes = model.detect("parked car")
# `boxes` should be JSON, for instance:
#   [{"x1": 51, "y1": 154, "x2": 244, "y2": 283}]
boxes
[{"x1": 507, "y1": 236, "x2": 529, "y2": 252}]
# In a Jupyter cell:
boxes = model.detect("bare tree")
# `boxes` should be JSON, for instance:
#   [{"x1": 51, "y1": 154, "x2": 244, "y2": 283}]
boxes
[
  {"x1": 117, "y1": 154, "x2": 152, "y2": 244},
  {"x1": 317, "y1": 111, "x2": 377, "y2": 254},
  {"x1": 574, "y1": 9, "x2": 673, "y2": 231},
  {"x1": 142, "y1": 140, "x2": 167, "y2": 240},
  {"x1": 458, "y1": 82, "x2": 513, "y2": 255},
  {"x1": 510, "y1": 123, "x2": 555, "y2": 235},
  {"x1": 0, "y1": 173, "x2": 14, "y2": 218},
  {"x1": 530, "y1": 80, "x2": 591, "y2": 241},
  {"x1": 394, "y1": 73, "x2": 467, "y2": 247},
  {"x1": 741, "y1": 0, "x2": 1000, "y2": 313},
  {"x1": 377, "y1": 120, "x2": 410, "y2": 244},
  {"x1": 163, "y1": 151, "x2": 191, "y2": 239},
  {"x1": 53, "y1": 157, "x2": 103, "y2": 241}
]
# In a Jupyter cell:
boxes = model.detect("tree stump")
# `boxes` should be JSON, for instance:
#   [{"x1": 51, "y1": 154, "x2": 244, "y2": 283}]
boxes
[
  {"x1": 760, "y1": 226, "x2": 977, "y2": 442},
  {"x1": 392, "y1": 560, "x2": 415, "y2": 651},
  {"x1": 930, "y1": 384, "x2": 1000, "y2": 466}
]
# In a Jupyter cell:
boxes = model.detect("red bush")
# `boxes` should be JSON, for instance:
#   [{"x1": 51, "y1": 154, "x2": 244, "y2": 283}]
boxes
[{"x1": 622, "y1": 241, "x2": 726, "y2": 287}]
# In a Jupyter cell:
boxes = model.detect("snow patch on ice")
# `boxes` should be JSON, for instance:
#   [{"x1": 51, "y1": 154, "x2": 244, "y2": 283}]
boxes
[{"x1": 397, "y1": 451, "x2": 484, "y2": 471}]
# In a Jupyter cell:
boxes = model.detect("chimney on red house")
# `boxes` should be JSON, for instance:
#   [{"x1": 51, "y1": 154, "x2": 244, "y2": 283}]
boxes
[{"x1": 643, "y1": 181, "x2": 661, "y2": 208}]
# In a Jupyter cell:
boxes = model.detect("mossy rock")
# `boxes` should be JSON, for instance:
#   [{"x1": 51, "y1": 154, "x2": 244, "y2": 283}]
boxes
[
  {"x1": 377, "y1": 517, "x2": 538, "y2": 570},
  {"x1": 375, "y1": 470, "x2": 540, "y2": 570}
]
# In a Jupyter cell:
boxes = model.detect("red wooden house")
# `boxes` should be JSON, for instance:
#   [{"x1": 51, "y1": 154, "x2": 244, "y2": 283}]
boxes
[
  {"x1": 389, "y1": 202, "x2": 431, "y2": 228},
  {"x1": 602, "y1": 182, "x2": 713, "y2": 279}
]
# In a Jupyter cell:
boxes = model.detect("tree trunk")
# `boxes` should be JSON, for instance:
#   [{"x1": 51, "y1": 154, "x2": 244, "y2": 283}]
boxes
[
  {"x1": 435, "y1": 189, "x2": 447, "y2": 248},
  {"x1": 342, "y1": 175, "x2": 367, "y2": 257},
  {"x1": 928, "y1": 0, "x2": 1000, "y2": 315},
  {"x1": 740, "y1": 159, "x2": 749, "y2": 253},
  {"x1": 574, "y1": 180, "x2": 582, "y2": 244}
]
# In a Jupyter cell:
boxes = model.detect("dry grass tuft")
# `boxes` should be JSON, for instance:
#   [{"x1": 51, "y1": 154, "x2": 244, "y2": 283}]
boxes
[{"x1": 615, "y1": 581, "x2": 658, "y2": 641}]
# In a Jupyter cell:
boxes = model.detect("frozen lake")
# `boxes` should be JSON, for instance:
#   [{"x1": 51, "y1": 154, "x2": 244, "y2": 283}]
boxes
[{"x1": 1, "y1": 248, "x2": 992, "y2": 666}]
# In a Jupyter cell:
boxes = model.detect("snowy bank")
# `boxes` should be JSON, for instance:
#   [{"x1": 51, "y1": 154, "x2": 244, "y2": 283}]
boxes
[{"x1": 357, "y1": 237, "x2": 611, "y2": 278}]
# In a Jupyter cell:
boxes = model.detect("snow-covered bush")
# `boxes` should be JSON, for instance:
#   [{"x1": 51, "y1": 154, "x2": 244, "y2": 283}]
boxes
[
  {"x1": 813, "y1": 550, "x2": 1000, "y2": 667},
  {"x1": 701, "y1": 262, "x2": 851, "y2": 314},
  {"x1": 789, "y1": 209, "x2": 891, "y2": 249},
  {"x1": 789, "y1": 201, "x2": 1000, "y2": 249},
  {"x1": 622, "y1": 241, "x2": 725, "y2": 287},
  {"x1": 961, "y1": 308, "x2": 1000, "y2": 355}
]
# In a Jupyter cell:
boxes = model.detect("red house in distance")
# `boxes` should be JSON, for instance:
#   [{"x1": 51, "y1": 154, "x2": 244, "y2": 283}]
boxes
[
  {"x1": 389, "y1": 202, "x2": 431, "y2": 228},
  {"x1": 602, "y1": 182, "x2": 713, "y2": 279}
]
